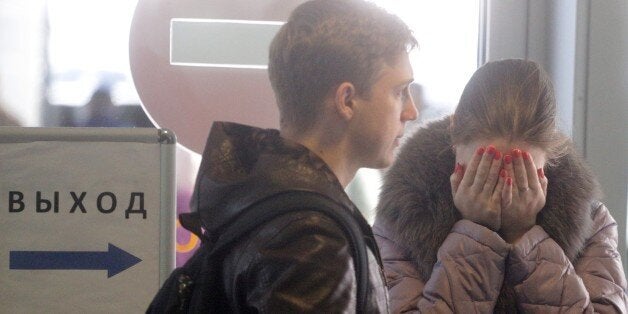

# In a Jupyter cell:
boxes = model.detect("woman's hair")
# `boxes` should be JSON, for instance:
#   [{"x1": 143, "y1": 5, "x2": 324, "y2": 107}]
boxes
[
  {"x1": 450, "y1": 59, "x2": 569, "y2": 162},
  {"x1": 268, "y1": 0, "x2": 417, "y2": 132}
]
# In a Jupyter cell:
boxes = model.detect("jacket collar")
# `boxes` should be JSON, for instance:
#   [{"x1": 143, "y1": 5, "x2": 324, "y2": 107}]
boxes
[{"x1": 191, "y1": 122, "x2": 360, "y2": 238}]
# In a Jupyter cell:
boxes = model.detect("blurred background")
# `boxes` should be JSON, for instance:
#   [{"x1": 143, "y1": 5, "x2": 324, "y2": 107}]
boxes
[{"x1": 0, "y1": 0, "x2": 625, "y2": 269}]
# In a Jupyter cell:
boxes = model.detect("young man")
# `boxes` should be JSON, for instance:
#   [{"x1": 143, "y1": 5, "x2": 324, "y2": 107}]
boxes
[{"x1": 191, "y1": 0, "x2": 418, "y2": 312}]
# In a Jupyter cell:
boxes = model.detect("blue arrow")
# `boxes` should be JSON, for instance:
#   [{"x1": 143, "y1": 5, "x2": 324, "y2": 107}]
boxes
[{"x1": 9, "y1": 243, "x2": 141, "y2": 278}]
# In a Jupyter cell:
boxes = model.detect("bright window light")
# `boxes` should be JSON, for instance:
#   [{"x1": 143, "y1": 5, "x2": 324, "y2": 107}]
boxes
[
  {"x1": 46, "y1": 0, "x2": 140, "y2": 106},
  {"x1": 371, "y1": 0, "x2": 479, "y2": 115}
]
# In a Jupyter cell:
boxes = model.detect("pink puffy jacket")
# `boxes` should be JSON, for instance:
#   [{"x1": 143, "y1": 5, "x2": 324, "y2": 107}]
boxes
[
  {"x1": 375, "y1": 204, "x2": 626, "y2": 313},
  {"x1": 374, "y1": 118, "x2": 627, "y2": 313}
]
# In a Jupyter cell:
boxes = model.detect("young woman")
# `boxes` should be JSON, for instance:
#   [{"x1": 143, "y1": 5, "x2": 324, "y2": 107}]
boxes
[{"x1": 374, "y1": 59, "x2": 627, "y2": 313}]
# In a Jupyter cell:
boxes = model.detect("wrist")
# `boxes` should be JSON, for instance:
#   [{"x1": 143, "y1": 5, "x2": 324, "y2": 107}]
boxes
[
  {"x1": 464, "y1": 217, "x2": 500, "y2": 232},
  {"x1": 501, "y1": 226, "x2": 533, "y2": 243},
  {"x1": 460, "y1": 210, "x2": 500, "y2": 231},
  {"x1": 501, "y1": 231, "x2": 523, "y2": 243}
]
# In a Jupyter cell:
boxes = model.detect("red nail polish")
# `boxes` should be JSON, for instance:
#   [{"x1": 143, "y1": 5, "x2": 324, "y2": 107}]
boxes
[
  {"x1": 487, "y1": 145, "x2": 496, "y2": 155},
  {"x1": 476, "y1": 147, "x2": 485, "y2": 155},
  {"x1": 494, "y1": 150, "x2": 502, "y2": 160},
  {"x1": 512, "y1": 149, "x2": 521, "y2": 158},
  {"x1": 504, "y1": 155, "x2": 512, "y2": 164},
  {"x1": 506, "y1": 177, "x2": 512, "y2": 186},
  {"x1": 523, "y1": 151, "x2": 530, "y2": 160},
  {"x1": 454, "y1": 163, "x2": 462, "y2": 173},
  {"x1": 537, "y1": 168, "x2": 545, "y2": 179},
  {"x1": 500, "y1": 169, "x2": 507, "y2": 178}
]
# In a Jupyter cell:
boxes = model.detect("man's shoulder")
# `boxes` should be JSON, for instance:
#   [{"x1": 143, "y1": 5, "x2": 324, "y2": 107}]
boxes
[
  {"x1": 223, "y1": 208, "x2": 353, "y2": 276},
  {"x1": 244, "y1": 208, "x2": 351, "y2": 245},
  {"x1": 219, "y1": 191, "x2": 366, "y2": 270}
]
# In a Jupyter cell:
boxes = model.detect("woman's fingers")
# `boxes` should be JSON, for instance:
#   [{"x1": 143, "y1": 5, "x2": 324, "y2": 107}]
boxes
[
  {"x1": 538, "y1": 168, "x2": 548, "y2": 196},
  {"x1": 461, "y1": 146, "x2": 484, "y2": 188},
  {"x1": 503, "y1": 153, "x2": 514, "y2": 183},
  {"x1": 523, "y1": 151, "x2": 542, "y2": 193},
  {"x1": 471, "y1": 146, "x2": 499, "y2": 193},
  {"x1": 511, "y1": 149, "x2": 528, "y2": 192},
  {"x1": 482, "y1": 148, "x2": 502, "y2": 194},
  {"x1": 450, "y1": 162, "x2": 464, "y2": 197},
  {"x1": 499, "y1": 170, "x2": 512, "y2": 209}
]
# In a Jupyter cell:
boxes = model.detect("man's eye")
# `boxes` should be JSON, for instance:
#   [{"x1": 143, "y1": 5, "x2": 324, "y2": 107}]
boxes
[
  {"x1": 400, "y1": 87, "x2": 409, "y2": 101},
  {"x1": 396, "y1": 88, "x2": 405, "y2": 98}
]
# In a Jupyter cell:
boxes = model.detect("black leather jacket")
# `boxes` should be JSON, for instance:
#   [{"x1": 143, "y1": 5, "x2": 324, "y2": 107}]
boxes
[{"x1": 190, "y1": 122, "x2": 389, "y2": 313}]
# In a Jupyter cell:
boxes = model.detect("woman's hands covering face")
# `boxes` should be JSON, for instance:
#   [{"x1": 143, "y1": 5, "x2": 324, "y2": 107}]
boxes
[{"x1": 450, "y1": 146, "x2": 548, "y2": 242}]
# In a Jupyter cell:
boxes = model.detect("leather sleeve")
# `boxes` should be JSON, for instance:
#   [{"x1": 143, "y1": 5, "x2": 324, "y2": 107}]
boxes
[
  {"x1": 507, "y1": 204, "x2": 628, "y2": 313},
  {"x1": 376, "y1": 219, "x2": 510, "y2": 313},
  {"x1": 222, "y1": 210, "x2": 358, "y2": 313}
]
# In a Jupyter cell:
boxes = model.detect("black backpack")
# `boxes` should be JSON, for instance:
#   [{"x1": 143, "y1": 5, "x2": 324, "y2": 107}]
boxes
[{"x1": 146, "y1": 190, "x2": 375, "y2": 313}]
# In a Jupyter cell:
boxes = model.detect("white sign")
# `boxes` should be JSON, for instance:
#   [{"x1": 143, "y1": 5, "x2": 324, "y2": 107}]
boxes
[{"x1": 0, "y1": 127, "x2": 175, "y2": 313}]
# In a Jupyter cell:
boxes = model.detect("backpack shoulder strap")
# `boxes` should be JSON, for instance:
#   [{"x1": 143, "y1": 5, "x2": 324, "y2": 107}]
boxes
[{"x1": 210, "y1": 190, "x2": 371, "y2": 313}]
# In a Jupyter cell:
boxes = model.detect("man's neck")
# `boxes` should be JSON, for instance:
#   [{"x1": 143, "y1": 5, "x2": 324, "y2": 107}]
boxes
[{"x1": 280, "y1": 128, "x2": 357, "y2": 188}]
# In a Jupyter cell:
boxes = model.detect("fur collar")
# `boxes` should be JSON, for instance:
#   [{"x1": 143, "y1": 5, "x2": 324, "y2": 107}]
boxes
[{"x1": 376, "y1": 117, "x2": 601, "y2": 281}]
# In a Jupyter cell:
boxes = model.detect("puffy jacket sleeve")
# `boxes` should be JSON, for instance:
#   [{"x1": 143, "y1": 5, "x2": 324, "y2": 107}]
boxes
[
  {"x1": 375, "y1": 219, "x2": 510, "y2": 313},
  {"x1": 506, "y1": 203, "x2": 627, "y2": 313}
]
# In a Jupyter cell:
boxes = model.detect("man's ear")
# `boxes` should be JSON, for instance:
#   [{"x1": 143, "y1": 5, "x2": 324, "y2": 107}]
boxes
[{"x1": 334, "y1": 82, "x2": 356, "y2": 121}]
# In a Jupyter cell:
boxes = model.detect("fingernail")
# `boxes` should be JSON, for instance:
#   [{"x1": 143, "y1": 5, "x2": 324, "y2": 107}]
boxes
[
  {"x1": 506, "y1": 177, "x2": 512, "y2": 186},
  {"x1": 500, "y1": 169, "x2": 507, "y2": 178},
  {"x1": 537, "y1": 168, "x2": 545, "y2": 179},
  {"x1": 504, "y1": 154, "x2": 512, "y2": 164},
  {"x1": 522, "y1": 151, "x2": 530, "y2": 160},
  {"x1": 476, "y1": 147, "x2": 485, "y2": 155},
  {"x1": 487, "y1": 145, "x2": 496, "y2": 155},
  {"x1": 494, "y1": 150, "x2": 502, "y2": 160},
  {"x1": 512, "y1": 149, "x2": 521, "y2": 158},
  {"x1": 454, "y1": 163, "x2": 462, "y2": 173}
]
